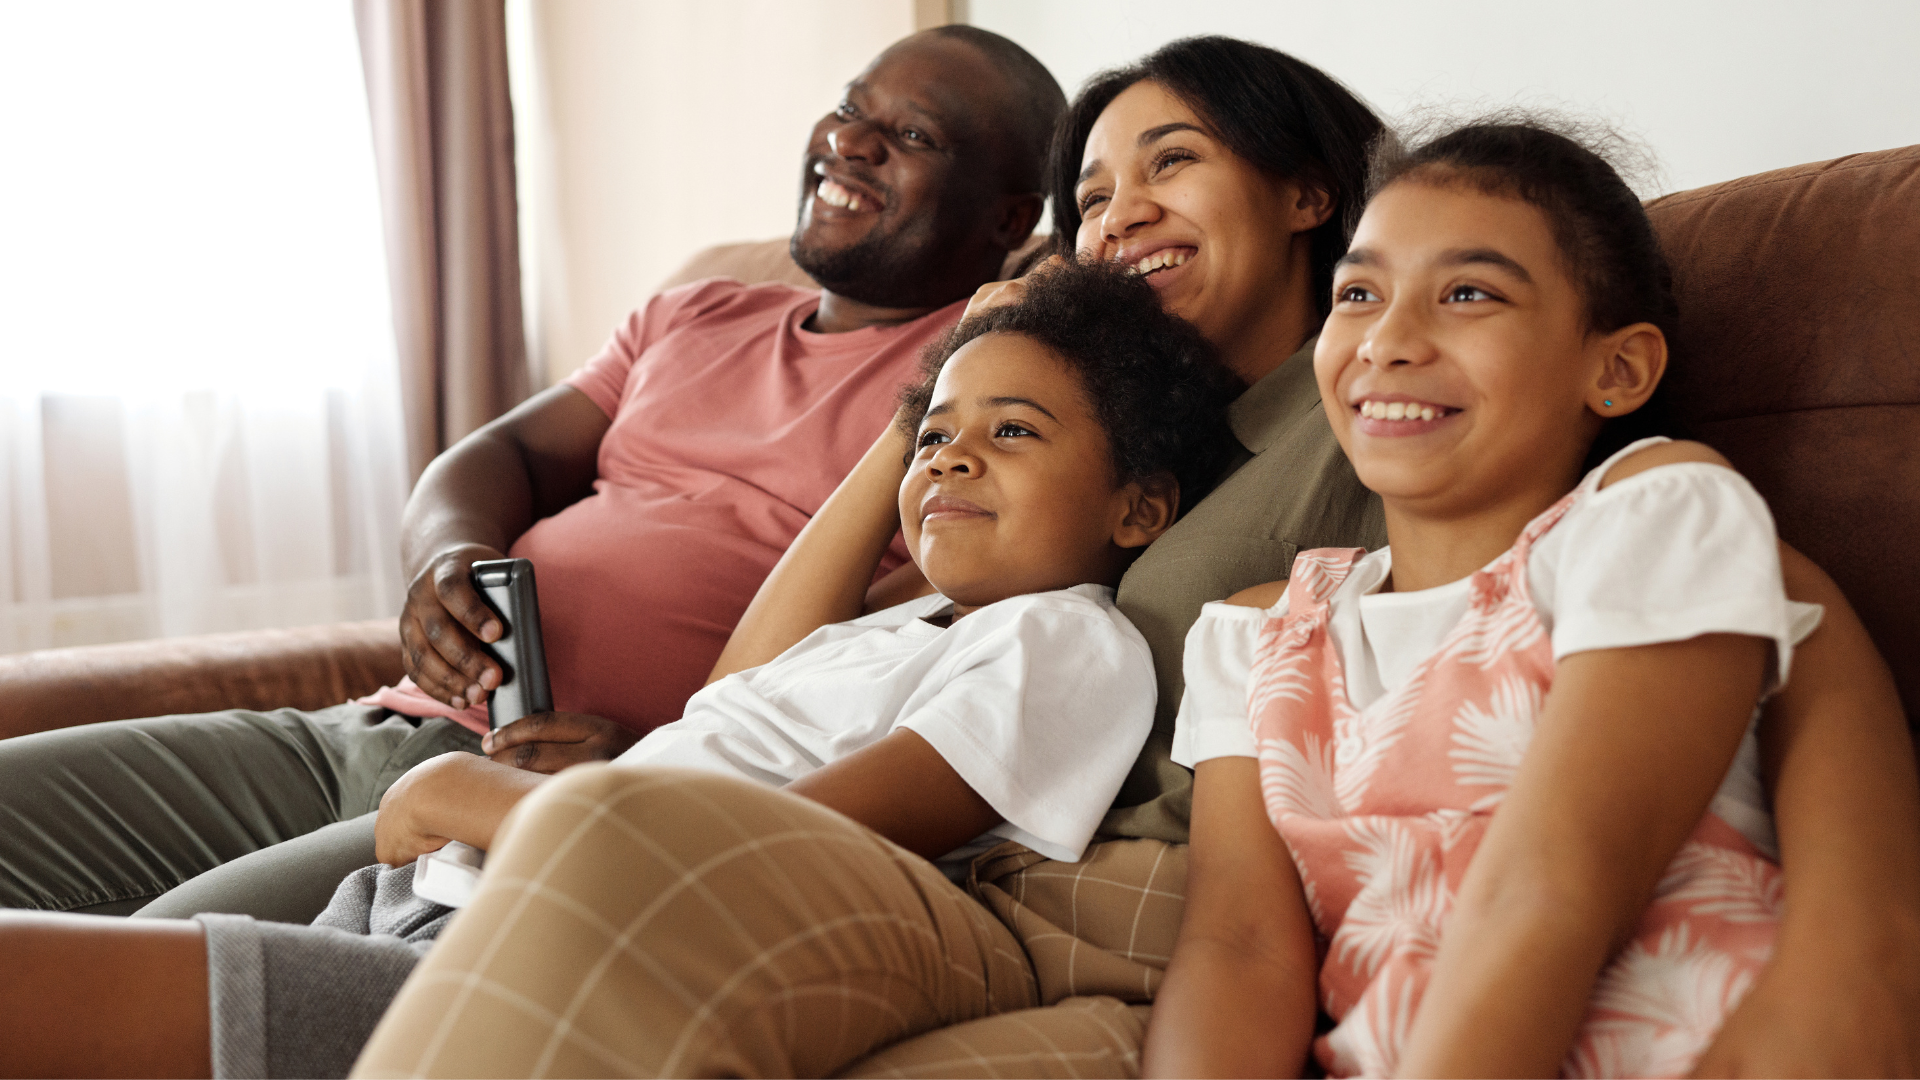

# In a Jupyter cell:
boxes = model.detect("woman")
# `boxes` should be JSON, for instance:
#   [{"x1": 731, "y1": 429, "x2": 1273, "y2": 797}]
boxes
[{"x1": 365, "y1": 37, "x2": 1917, "y2": 1077}]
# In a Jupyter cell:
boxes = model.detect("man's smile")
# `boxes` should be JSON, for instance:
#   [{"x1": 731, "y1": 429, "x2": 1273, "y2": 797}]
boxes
[{"x1": 811, "y1": 162, "x2": 887, "y2": 213}]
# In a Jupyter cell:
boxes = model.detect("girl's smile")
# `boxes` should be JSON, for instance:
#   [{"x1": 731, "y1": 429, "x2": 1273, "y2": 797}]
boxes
[{"x1": 1351, "y1": 394, "x2": 1462, "y2": 435}]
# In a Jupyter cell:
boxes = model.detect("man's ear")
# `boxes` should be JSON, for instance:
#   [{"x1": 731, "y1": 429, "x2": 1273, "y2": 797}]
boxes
[
  {"x1": 1112, "y1": 471, "x2": 1179, "y2": 550},
  {"x1": 1587, "y1": 322, "x2": 1667, "y2": 418},
  {"x1": 992, "y1": 192, "x2": 1046, "y2": 251}
]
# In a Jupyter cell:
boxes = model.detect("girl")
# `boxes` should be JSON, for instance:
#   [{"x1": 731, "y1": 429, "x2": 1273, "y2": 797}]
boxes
[
  {"x1": 997, "y1": 39, "x2": 1916, "y2": 1073},
  {"x1": 0, "y1": 263, "x2": 1237, "y2": 1079},
  {"x1": 1146, "y1": 120, "x2": 1827, "y2": 1078}
]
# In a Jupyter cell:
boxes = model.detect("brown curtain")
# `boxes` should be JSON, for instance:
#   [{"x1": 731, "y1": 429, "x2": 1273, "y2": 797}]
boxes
[{"x1": 354, "y1": 0, "x2": 529, "y2": 483}]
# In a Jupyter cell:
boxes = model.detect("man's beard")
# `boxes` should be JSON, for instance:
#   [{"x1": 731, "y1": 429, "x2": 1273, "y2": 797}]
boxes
[{"x1": 789, "y1": 221, "x2": 942, "y2": 309}]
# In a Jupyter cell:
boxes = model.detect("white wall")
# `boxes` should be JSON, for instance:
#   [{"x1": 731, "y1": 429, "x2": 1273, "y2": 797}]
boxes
[
  {"x1": 510, "y1": 0, "x2": 916, "y2": 385},
  {"x1": 969, "y1": 0, "x2": 1920, "y2": 198}
]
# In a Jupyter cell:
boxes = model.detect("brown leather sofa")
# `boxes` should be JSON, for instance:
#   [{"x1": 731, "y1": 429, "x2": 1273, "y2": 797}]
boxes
[
  {"x1": 2, "y1": 149, "x2": 1913, "y2": 740},
  {"x1": 0, "y1": 146, "x2": 1911, "y2": 1076}
]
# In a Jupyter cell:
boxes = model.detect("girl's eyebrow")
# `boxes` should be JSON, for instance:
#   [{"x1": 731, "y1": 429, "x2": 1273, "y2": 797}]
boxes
[
  {"x1": 1335, "y1": 246, "x2": 1534, "y2": 284},
  {"x1": 1439, "y1": 247, "x2": 1533, "y2": 283}
]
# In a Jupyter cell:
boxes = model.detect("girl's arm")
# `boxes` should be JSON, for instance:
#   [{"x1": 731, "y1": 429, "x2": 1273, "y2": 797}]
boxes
[
  {"x1": 1396, "y1": 632, "x2": 1770, "y2": 1077},
  {"x1": 706, "y1": 422, "x2": 916, "y2": 684},
  {"x1": 1690, "y1": 545, "x2": 1920, "y2": 1078},
  {"x1": 1143, "y1": 757, "x2": 1321, "y2": 1079}
]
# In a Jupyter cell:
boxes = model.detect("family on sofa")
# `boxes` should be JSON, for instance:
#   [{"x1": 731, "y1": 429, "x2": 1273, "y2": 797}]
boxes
[{"x1": 2, "y1": 24, "x2": 1916, "y2": 1080}]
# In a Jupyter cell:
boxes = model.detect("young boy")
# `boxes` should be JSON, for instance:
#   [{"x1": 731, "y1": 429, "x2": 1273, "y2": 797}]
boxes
[{"x1": 0, "y1": 261, "x2": 1237, "y2": 1079}]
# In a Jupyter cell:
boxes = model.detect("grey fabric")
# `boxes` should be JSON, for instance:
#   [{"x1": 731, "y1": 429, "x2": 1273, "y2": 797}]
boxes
[
  {"x1": 0, "y1": 703, "x2": 480, "y2": 914},
  {"x1": 198, "y1": 910, "x2": 429, "y2": 1080},
  {"x1": 197, "y1": 856, "x2": 456, "y2": 1078},
  {"x1": 312, "y1": 860, "x2": 458, "y2": 945},
  {"x1": 135, "y1": 813, "x2": 384, "y2": 924}
]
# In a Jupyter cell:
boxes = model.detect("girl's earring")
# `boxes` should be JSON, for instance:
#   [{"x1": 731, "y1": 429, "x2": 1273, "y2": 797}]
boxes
[{"x1": 1602, "y1": 399, "x2": 1614, "y2": 408}]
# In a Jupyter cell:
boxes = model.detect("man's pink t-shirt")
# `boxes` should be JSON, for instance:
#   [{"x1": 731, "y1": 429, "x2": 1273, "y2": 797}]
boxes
[{"x1": 364, "y1": 279, "x2": 961, "y2": 735}]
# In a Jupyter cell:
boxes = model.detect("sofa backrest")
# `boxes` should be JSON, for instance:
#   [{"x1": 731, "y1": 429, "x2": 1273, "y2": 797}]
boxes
[
  {"x1": 1647, "y1": 145, "x2": 1920, "y2": 725},
  {"x1": 664, "y1": 149, "x2": 1920, "y2": 725}
]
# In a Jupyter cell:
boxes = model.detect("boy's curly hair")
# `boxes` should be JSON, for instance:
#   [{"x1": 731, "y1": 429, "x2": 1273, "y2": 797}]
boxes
[{"x1": 898, "y1": 259, "x2": 1239, "y2": 514}]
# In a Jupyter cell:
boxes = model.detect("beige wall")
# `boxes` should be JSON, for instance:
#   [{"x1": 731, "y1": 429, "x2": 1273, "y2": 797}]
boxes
[
  {"x1": 971, "y1": 0, "x2": 1920, "y2": 198},
  {"x1": 510, "y1": 0, "x2": 919, "y2": 386}
]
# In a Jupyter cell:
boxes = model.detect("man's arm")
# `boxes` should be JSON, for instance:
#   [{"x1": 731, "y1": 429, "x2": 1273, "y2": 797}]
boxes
[
  {"x1": 398, "y1": 384, "x2": 608, "y2": 710},
  {"x1": 1689, "y1": 545, "x2": 1920, "y2": 1078}
]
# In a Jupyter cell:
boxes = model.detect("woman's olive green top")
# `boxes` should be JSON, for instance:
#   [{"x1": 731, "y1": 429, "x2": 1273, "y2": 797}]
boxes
[{"x1": 1103, "y1": 339, "x2": 1387, "y2": 843}]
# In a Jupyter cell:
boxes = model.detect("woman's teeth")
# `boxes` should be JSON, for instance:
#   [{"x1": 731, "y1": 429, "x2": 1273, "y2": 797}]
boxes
[
  {"x1": 1130, "y1": 249, "x2": 1192, "y2": 275},
  {"x1": 817, "y1": 179, "x2": 863, "y2": 211},
  {"x1": 1359, "y1": 400, "x2": 1445, "y2": 422}
]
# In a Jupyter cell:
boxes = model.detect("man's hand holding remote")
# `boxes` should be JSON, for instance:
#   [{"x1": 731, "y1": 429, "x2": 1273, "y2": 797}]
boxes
[{"x1": 400, "y1": 542, "x2": 509, "y2": 711}]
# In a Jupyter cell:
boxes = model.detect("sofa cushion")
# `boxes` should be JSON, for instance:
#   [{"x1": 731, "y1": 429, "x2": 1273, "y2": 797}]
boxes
[{"x1": 1647, "y1": 144, "x2": 1920, "y2": 723}]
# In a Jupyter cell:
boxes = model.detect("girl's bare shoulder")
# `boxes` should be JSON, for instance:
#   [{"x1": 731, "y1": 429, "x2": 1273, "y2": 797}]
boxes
[
  {"x1": 1223, "y1": 580, "x2": 1288, "y2": 609},
  {"x1": 1598, "y1": 439, "x2": 1733, "y2": 490}
]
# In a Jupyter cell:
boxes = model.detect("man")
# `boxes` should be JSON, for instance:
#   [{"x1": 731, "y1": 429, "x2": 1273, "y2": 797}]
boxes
[{"x1": 0, "y1": 26, "x2": 1065, "y2": 925}]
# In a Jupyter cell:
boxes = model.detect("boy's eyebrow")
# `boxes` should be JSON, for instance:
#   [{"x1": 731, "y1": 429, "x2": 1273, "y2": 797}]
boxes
[
  {"x1": 1078, "y1": 122, "x2": 1209, "y2": 186},
  {"x1": 1335, "y1": 247, "x2": 1379, "y2": 269},
  {"x1": 984, "y1": 396, "x2": 1059, "y2": 422}
]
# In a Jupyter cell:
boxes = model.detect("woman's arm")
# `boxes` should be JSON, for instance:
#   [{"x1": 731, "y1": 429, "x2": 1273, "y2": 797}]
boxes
[
  {"x1": 1689, "y1": 545, "x2": 1920, "y2": 1078},
  {"x1": 1397, "y1": 632, "x2": 1770, "y2": 1077},
  {"x1": 1143, "y1": 757, "x2": 1320, "y2": 1079},
  {"x1": 706, "y1": 422, "x2": 915, "y2": 684}
]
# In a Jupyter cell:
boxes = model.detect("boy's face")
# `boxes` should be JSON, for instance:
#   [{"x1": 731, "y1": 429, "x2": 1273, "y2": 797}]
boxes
[{"x1": 900, "y1": 333, "x2": 1162, "y2": 615}]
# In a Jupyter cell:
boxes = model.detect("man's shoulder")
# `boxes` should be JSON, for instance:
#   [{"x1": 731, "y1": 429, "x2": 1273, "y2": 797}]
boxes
[{"x1": 652, "y1": 276, "x2": 819, "y2": 329}]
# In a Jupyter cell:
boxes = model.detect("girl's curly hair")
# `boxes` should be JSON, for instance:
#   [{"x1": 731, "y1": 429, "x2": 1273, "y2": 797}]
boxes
[{"x1": 899, "y1": 259, "x2": 1239, "y2": 514}]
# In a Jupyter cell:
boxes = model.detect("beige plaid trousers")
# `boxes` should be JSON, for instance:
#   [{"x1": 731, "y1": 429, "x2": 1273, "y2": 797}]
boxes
[{"x1": 352, "y1": 764, "x2": 1188, "y2": 1079}]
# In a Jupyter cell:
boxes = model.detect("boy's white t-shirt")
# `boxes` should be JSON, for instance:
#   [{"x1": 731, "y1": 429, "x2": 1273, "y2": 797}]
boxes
[
  {"x1": 616, "y1": 583, "x2": 1156, "y2": 868},
  {"x1": 1173, "y1": 444, "x2": 1822, "y2": 859}
]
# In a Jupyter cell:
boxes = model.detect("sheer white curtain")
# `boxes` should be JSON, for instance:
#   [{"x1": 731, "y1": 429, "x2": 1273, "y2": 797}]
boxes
[{"x1": 0, "y1": 1, "x2": 409, "y2": 652}]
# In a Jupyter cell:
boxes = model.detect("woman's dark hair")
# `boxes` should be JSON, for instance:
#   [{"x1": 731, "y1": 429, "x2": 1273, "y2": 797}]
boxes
[
  {"x1": 1046, "y1": 36, "x2": 1383, "y2": 318},
  {"x1": 1367, "y1": 117, "x2": 1682, "y2": 466},
  {"x1": 899, "y1": 259, "x2": 1239, "y2": 513}
]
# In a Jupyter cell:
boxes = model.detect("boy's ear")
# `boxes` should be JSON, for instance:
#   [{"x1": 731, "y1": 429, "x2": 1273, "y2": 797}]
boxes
[
  {"x1": 1587, "y1": 322, "x2": 1667, "y2": 418},
  {"x1": 1112, "y1": 472, "x2": 1179, "y2": 550}
]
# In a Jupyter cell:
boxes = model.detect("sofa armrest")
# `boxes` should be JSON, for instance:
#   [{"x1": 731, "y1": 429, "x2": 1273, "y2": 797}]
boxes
[{"x1": 0, "y1": 619, "x2": 405, "y2": 740}]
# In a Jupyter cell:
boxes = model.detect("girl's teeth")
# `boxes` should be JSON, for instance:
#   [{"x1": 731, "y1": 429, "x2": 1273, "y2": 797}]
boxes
[{"x1": 1361, "y1": 401, "x2": 1444, "y2": 421}]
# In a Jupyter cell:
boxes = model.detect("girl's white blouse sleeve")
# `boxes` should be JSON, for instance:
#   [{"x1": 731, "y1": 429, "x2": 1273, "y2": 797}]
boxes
[{"x1": 1171, "y1": 597, "x2": 1287, "y2": 767}]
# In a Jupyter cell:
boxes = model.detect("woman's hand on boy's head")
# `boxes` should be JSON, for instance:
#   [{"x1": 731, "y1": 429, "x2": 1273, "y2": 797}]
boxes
[
  {"x1": 961, "y1": 255, "x2": 1069, "y2": 321},
  {"x1": 482, "y1": 711, "x2": 640, "y2": 773}
]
